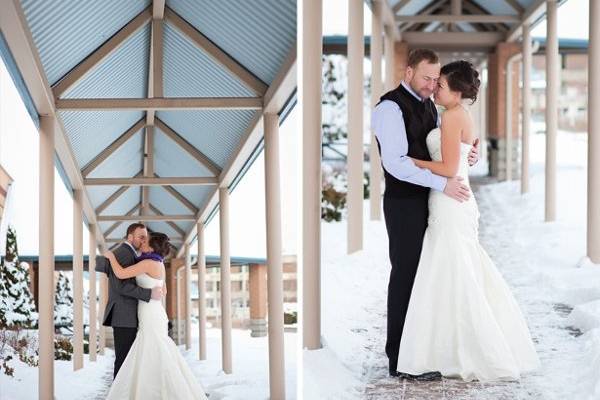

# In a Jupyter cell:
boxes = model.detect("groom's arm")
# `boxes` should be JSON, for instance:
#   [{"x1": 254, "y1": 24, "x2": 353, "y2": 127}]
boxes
[
  {"x1": 111, "y1": 245, "x2": 152, "y2": 303},
  {"x1": 95, "y1": 255, "x2": 109, "y2": 274},
  {"x1": 371, "y1": 100, "x2": 447, "y2": 192}
]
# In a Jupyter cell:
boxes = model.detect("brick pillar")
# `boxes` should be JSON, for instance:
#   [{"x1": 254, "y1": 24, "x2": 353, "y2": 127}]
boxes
[
  {"x1": 487, "y1": 42, "x2": 522, "y2": 179},
  {"x1": 29, "y1": 263, "x2": 38, "y2": 309},
  {"x1": 393, "y1": 41, "x2": 409, "y2": 87},
  {"x1": 248, "y1": 263, "x2": 267, "y2": 337}
]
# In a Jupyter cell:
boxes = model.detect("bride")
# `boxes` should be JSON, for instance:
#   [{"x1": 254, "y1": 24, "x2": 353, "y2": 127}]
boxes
[
  {"x1": 103, "y1": 232, "x2": 207, "y2": 399},
  {"x1": 396, "y1": 60, "x2": 541, "y2": 381}
]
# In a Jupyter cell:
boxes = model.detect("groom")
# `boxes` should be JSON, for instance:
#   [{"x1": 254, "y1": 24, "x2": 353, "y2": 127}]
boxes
[
  {"x1": 96, "y1": 223, "x2": 164, "y2": 378},
  {"x1": 371, "y1": 48, "x2": 479, "y2": 379}
]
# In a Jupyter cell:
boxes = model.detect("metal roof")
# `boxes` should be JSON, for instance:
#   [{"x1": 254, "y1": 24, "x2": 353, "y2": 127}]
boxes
[
  {"x1": 385, "y1": 0, "x2": 568, "y2": 51},
  {"x1": 13, "y1": 0, "x2": 296, "y2": 250}
]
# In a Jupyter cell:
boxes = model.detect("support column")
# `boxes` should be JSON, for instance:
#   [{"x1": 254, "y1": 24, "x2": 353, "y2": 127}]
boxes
[
  {"x1": 545, "y1": 0, "x2": 559, "y2": 221},
  {"x1": 588, "y1": 0, "x2": 600, "y2": 263},
  {"x1": 38, "y1": 116, "x2": 55, "y2": 400},
  {"x1": 264, "y1": 112, "x2": 286, "y2": 399},
  {"x1": 73, "y1": 189, "x2": 84, "y2": 371},
  {"x1": 369, "y1": 1, "x2": 383, "y2": 221},
  {"x1": 479, "y1": 69, "x2": 488, "y2": 165},
  {"x1": 219, "y1": 187, "x2": 232, "y2": 374},
  {"x1": 347, "y1": 0, "x2": 364, "y2": 254},
  {"x1": 88, "y1": 226, "x2": 97, "y2": 362},
  {"x1": 522, "y1": 23, "x2": 532, "y2": 194},
  {"x1": 176, "y1": 267, "x2": 183, "y2": 345},
  {"x1": 450, "y1": 0, "x2": 461, "y2": 31},
  {"x1": 384, "y1": 26, "x2": 396, "y2": 91},
  {"x1": 300, "y1": 0, "x2": 322, "y2": 350},
  {"x1": 184, "y1": 243, "x2": 192, "y2": 350},
  {"x1": 197, "y1": 222, "x2": 207, "y2": 360},
  {"x1": 98, "y1": 272, "x2": 107, "y2": 355},
  {"x1": 505, "y1": 53, "x2": 521, "y2": 182}
]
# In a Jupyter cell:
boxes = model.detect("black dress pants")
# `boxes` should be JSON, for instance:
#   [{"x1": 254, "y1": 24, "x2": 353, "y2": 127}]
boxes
[
  {"x1": 112, "y1": 326, "x2": 137, "y2": 379},
  {"x1": 383, "y1": 193, "x2": 429, "y2": 372}
]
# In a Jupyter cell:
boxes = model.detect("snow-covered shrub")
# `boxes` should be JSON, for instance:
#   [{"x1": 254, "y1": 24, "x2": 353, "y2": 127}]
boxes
[
  {"x1": 0, "y1": 226, "x2": 38, "y2": 329},
  {"x1": 54, "y1": 335, "x2": 72, "y2": 361},
  {"x1": 54, "y1": 272, "x2": 73, "y2": 331},
  {"x1": 0, "y1": 329, "x2": 39, "y2": 377},
  {"x1": 322, "y1": 164, "x2": 347, "y2": 222}
]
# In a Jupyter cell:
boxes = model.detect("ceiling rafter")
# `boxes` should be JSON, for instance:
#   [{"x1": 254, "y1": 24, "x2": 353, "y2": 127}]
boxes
[
  {"x1": 55, "y1": 97, "x2": 263, "y2": 111},
  {"x1": 149, "y1": 203, "x2": 187, "y2": 237},
  {"x1": 155, "y1": 117, "x2": 221, "y2": 176},
  {"x1": 155, "y1": 177, "x2": 200, "y2": 214},
  {"x1": 95, "y1": 170, "x2": 144, "y2": 215},
  {"x1": 84, "y1": 176, "x2": 218, "y2": 186},
  {"x1": 81, "y1": 118, "x2": 145, "y2": 177}
]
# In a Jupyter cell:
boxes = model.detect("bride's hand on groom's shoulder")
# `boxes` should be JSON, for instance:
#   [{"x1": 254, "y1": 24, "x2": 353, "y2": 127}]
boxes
[
  {"x1": 468, "y1": 138, "x2": 480, "y2": 166},
  {"x1": 103, "y1": 250, "x2": 114, "y2": 259}
]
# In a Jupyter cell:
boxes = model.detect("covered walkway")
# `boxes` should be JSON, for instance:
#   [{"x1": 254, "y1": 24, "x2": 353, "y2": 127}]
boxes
[{"x1": 0, "y1": 0, "x2": 295, "y2": 398}]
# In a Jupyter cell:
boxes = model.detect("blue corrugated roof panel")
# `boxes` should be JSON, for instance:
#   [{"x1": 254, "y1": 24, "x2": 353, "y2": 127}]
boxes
[
  {"x1": 163, "y1": 22, "x2": 254, "y2": 98},
  {"x1": 20, "y1": 0, "x2": 151, "y2": 86},
  {"x1": 149, "y1": 186, "x2": 191, "y2": 215},
  {"x1": 166, "y1": 0, "x2": 295, "y2": 84},
  {"x1": 146, "y1": 221, "x2": 182, "y2": 238},
  {"x1": 171, "y1": 185, "x2": 214, "y2": 211},
  {"x1": 63, "y1": 24, "x2": 150, "y2": 99}
]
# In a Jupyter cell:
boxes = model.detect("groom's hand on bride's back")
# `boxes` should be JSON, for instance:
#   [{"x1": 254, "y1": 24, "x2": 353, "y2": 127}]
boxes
[
  {"x1": 443, "y1": 176, "x2": 470, "y2": 202},
  {"x1": 151, "y1": 286, "x2": 164, "y2": 300}
]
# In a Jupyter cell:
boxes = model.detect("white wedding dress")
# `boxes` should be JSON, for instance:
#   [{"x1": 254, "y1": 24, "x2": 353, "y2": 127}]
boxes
[
  {"x1": 396, "y1": 126, "x2": 541, "y2": 382},
  {"x1": 106, "y1": 273, "x2": 207, "y2": 399}
]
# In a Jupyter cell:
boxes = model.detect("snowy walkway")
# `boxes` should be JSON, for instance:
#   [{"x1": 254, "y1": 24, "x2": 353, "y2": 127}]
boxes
[
  {"x1": 2, "y1": 327, "x2": 297, "y2": 399},
  {"x1": 361, "y1": 175, "x2": 585, "y2": 400},
  {"x1": 306, "y1": 132, "x2": 600, "y2": 400}
]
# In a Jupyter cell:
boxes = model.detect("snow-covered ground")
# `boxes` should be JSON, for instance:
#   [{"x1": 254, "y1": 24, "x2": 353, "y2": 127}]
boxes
[
  {"x1": 305, "y1": 130, "x2": 600, "y2": 399},
  {"x1": 1, "y1": 326, "x2": 297, "y2": 399}
]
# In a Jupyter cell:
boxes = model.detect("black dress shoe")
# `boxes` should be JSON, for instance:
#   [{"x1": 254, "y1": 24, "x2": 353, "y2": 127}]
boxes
[
  {"x1": 389, "y1": 370, "x2": 401, "y2": 377},
  {"x1": 397, "y1": 371, "x2": 442, "y2": 381}
]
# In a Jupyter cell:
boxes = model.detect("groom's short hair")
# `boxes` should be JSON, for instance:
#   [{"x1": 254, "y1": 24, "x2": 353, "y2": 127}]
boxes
[
  {"x1": 407, "y1": 48, "x2": 439, "y2": 68},
  {"x1": 126, "y1": 223, "x2": 146, "y2": 237}
]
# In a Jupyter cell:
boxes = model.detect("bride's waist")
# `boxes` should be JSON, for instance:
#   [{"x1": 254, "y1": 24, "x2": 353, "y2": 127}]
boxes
[{"x1": 428, "y1": 191, "x2": 479, "y2": 218}]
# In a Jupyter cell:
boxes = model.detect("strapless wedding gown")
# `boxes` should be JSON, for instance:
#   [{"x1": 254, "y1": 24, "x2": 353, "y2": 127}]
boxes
[
  {"x1": 396, "y1": 127, "x2": 540, "y2": 381},
  {"x1": 106, "y1": 273, "x2": 207, "y2": 399}
]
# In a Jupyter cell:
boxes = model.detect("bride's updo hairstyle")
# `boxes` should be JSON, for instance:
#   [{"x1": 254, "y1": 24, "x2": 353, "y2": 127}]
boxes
[
  {"x1": 440, "y1": 60, "x2": 481, "y2": 104},
  {"x1": 149, "y1": 232, "x2": 171, "y2": 258}
]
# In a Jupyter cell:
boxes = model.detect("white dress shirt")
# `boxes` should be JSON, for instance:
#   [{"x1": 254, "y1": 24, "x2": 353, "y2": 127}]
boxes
[{"x1": 370, "y1": 81, "x2": 447, "y2": 192}]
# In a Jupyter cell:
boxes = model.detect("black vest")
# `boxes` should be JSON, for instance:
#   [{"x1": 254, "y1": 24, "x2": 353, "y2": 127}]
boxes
[{"x1": 377, "y1": 84, "x2": 438, "y2": 198}]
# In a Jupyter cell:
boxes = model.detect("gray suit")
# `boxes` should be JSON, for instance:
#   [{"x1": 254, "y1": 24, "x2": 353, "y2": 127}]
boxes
[{"x1": 95, "y1": 243, "x2": 151, "y2": 328}]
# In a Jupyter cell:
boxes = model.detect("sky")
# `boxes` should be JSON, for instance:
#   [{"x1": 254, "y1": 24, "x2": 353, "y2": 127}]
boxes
[{"x1": 322, "y1": 0, "x2": 589, "y2": 40}]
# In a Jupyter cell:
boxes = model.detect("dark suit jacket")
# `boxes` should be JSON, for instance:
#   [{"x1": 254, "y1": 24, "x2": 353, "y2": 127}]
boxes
[{"x1": 96, "y1": 243, "x2": 152, "y2": 328}]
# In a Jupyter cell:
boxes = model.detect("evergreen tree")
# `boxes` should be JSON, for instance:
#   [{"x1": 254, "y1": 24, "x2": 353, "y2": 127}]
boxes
[
  {"x1": 54, "y1": 272, "x2": 73, "y2": 330},
  {"x1": 322, "y1": 55, "x2": 348, "y2": 145},
  {"x1": 0, "y1": 226, "x2": 38, "y2": 328}
]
